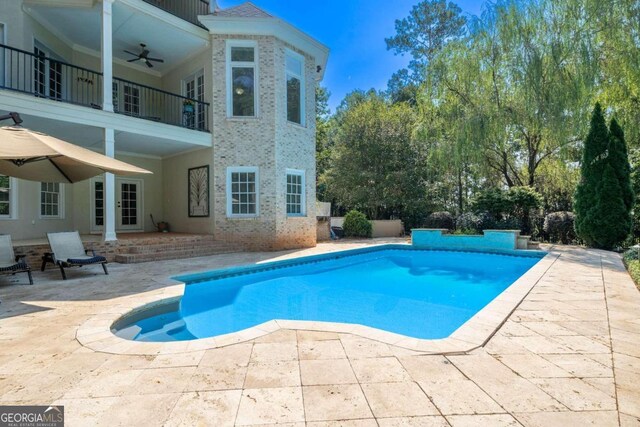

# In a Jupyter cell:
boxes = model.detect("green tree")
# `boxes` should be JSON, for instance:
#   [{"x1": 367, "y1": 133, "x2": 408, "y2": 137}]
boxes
[
  {"x1": 315, "y1": 85, "x2": 332, "y2": 200},
  {"x1": 609, "y1": 118, "x2": 634, "y2": 211},
  {"x1": 590, "y1": 164, "x2": 631, "y2": 249},
  {"x1": 385, "y1": 0, "x2": 467, "y2": 100},
  {"x1": 575, "y1": 103, "x2": 614, "y2": 246},
  {"x1": 324, "y1": 95, "x2": 431, "y2": 226}
]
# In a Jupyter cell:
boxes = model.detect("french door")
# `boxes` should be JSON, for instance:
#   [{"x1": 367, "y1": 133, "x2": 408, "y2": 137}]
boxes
[
  {"x1": 183, "y1": 70, "x2": 205, "y2": 130},
  {"x1": 91, "y1": 178, "x2": 143, "y2": 232},
  {"x1": 33, "y1": 42, "x2": 63, "y2": 100}
]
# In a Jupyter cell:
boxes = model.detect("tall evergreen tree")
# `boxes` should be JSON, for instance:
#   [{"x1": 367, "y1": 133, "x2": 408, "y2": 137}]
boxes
[
  {"x1": 575, "y1": 103, "x2": 610, "y2": 245},
  {"x1": 609, "y1": 118, "x2": 634, "y2": 211},
  {"x1": 591, "y1": 164, "x2": 632, "y2": 249}
]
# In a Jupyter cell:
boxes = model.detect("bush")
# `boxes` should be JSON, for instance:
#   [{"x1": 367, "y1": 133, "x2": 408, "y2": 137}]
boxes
[
  {"x1": 424, "y1": 211, "x2": 454, "y2": 230},
  {"x1": 623, "y1": 248, "x2": 639, "y2": 262},
  {"x1": 343, "y1": 210, "x2": 372, "y2": 238},
  {"x1": 455, "y1": 213, "x2": 483, "y2": 233},
  {"x1": 543, "y1": 211, "x2": 576, "y2": 244}
]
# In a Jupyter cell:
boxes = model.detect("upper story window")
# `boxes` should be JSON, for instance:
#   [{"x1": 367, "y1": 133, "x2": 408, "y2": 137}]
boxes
[
  {"x1": 0, "y1": 175, "x2": 16, "y2": 219},
  {"x1": 40, "y1": 182, "x2": 63, "y2": 219},
  {"x1": 286, "y1": 169, "x2": 306, "y2": 216},
  {"x1": 226, "y1": 167, "x2": 259, "y2": 217},
  {"x1": 226, "y1": 41, "x2": 257, "y2": 118},
  {"x1": 286, "y1": 50, "x2": 305, "y2": 125}
]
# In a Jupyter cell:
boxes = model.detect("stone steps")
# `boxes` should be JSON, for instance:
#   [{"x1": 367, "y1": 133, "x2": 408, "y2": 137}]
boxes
[{"x1": 114, "y1": 242, "x2": 238, "y2": 263}]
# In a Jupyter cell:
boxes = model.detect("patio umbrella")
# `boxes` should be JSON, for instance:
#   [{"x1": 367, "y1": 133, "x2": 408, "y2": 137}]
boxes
[{"x1": 0, "y1": 126, "x2": 152, "y2": 183}]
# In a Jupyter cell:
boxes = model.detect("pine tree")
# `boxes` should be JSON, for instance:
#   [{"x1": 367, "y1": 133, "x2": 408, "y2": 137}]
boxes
[
  {"x1": 609, "y1": 118, "x2": 634, "y2": 211},
  {"x1": 574, "y1": 103, "x2": 610, "y2": 245},
  {"x1": 591, "y1": 164, "x2": 632, "y2": 249}
]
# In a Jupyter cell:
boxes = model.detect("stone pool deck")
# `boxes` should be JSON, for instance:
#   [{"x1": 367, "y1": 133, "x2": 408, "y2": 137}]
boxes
[{"x1": 0, "y1": 239, "x2": 639, "y2": 426}]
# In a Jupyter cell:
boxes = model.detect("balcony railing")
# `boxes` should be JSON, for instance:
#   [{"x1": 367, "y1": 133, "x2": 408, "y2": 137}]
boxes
[
  {"x1": 0, "y1": 44, "x2": 210, "y2": 132},
  {"x1": 142, "y1": 0, "x2": 210, "y2": 28}
]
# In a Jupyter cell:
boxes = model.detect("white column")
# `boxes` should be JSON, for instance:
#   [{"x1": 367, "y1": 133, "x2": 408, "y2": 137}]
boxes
[
  {"x1": 102, "y1": 0, "x2": 117, "y2": 241},
  {"x1": 101, "y1": 0, "x2": 114, "y2": 113},
  {"x1": 103, "y1": 129, "x2": 117, "y2": 241}
]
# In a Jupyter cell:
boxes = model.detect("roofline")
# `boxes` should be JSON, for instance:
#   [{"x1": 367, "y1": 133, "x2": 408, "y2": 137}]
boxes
[{"x1": 197, "y1": 15, "x2": 330, "y2": 81}]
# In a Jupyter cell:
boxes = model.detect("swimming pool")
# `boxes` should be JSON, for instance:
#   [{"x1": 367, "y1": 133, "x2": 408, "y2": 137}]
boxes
[{"x1": 113, "y1": 246, "x2": 543, "y2": 342}]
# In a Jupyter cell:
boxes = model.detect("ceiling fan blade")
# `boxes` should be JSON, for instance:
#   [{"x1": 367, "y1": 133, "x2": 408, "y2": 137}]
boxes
[
  {"x1": 141, "y1": 49, "x2": 150, "y2": 57},
  {"x1": 146, "y1": 61, "x2": 154, "y2": 68},
  {"x1": 146, "y1": 57, "x2": 164, "y2": 63},
  {"x1": 123, "y1": 50, "x2": 139, "y2": 56},
  {"x1": 127, "y1": 58, "x2": 140, "y2": 62}
]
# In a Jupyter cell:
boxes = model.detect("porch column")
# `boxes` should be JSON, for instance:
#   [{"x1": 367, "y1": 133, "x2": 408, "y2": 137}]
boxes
[
  {"x1": 101, "y1": 0, "x2": 114, "y2": 113},
  {"x1": 102, "y1": 0, "x2": 116, "y2": 241},
  {"x1": 103, "y1": 129, "x2": 117, "y2": 241}
]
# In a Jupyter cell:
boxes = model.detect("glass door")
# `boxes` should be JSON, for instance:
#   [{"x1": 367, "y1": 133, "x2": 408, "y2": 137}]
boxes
[{"x1": 117, "y1": 179, "x2": 142, "y2": 230}]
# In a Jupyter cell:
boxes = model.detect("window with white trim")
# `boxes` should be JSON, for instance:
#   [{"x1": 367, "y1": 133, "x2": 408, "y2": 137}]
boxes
[
  {"x1": 286, "y1": 50, "x2": 305, "y2": 125},
  {"x1": 226, "y1": 41, "x2": 257, "y2": 117},
  {"x1": 0, "y1": 175, "x2": 15, "y2": 218},
  {"x1": 40, "y1": 182, "x2": 63, "y2": 218},
  {"x1": 227, "y1": 167, "x2": 259, "y2": 217},
  {"x1": 286, "y1": 169, "x2": 305, "y2": 216}
]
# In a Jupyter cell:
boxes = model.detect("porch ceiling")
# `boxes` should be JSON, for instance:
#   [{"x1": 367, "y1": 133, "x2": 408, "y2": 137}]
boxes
[
  {"x1": 0, "y1": 110, "x2": 203, "y2": 158},
  {"x1": 23, "y1": 0, "x2": 209, "y2": 76}
]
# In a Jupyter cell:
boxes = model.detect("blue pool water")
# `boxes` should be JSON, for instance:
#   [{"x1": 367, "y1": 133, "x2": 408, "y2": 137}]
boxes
[{"x1": 114, "y1": 247, "x2": 543, "y2": 342}]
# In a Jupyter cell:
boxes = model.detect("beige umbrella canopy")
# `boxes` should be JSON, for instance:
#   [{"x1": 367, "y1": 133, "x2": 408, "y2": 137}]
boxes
[{"x1": 0, "y1": 126, "x2": 151, "y2": 183}]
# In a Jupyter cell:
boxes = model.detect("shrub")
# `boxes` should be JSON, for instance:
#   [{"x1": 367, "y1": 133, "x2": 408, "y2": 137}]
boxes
[
  {"x1": 343, "y1": 210, "x2": 372, "y2": 238},
  {"x1": 424, "y1": 211, "x2": 454, "y2": 230},
  {"x1": 543, "y1": 211, "x2": 576, "y2": 244},
  {"x1": 455, "y1": 213, "x2": 482, "y2": 233}
]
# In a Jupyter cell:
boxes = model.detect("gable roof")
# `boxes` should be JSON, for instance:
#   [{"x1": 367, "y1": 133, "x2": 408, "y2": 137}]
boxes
[{"x1": 214, "y1": 2, "x2": 272, "y2": 18}]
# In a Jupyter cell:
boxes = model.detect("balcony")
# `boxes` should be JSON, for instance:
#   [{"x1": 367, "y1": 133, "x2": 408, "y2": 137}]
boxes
[
  {"x1": 0, "y1": 43, "x2": 210, "y2": 132},
  {"x1": 142, "y1": 0, "x2": 210, "y2": 28}
]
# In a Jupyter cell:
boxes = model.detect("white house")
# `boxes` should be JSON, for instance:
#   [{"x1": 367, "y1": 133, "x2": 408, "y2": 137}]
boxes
[{"x1": 0, "y1": 0, "x2": 329, "y2": 251}]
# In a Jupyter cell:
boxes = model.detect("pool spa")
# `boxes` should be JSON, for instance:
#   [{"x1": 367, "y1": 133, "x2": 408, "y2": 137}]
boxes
[{"x1": 112, "y1": 245, "x2": 546, "y2": 343}]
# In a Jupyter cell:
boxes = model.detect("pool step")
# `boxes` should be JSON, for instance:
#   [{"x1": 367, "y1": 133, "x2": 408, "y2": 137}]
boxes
[{"x1": 114, "y1": 238, "x2": 239, "y2": 264}]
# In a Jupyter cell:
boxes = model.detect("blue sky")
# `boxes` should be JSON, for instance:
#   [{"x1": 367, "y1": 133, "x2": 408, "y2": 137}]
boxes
[{"x1": 218, "y1": 0, "x2": 485, "y2": 112}]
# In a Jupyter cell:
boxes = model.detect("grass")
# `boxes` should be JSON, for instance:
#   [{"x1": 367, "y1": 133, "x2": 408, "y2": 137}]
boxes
[{"x1": 623, "y1": 258, "x2": 640, "y2": 291}]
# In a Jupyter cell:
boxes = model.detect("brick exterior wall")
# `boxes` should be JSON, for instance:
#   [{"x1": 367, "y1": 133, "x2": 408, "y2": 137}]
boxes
[{"x1": 211, "y1": 35, "x2": 317, "y2": 251}]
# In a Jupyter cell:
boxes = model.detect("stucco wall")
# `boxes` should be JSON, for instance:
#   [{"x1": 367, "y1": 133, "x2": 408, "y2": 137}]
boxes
[
  {"x1": 162, "y1": 147, "x2": 214, "y2": 234},
  {"x1": 0, "y1": 179, "x2": 75, "y2": 240},
  {"x1": 0, "y1": 154, "x2": 162, "y2": 241}
]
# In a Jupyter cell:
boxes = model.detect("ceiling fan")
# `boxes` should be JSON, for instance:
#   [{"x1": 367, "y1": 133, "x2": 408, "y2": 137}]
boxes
[{"x1": 124, "y1": 43, "x2": 164, "y2": 68}]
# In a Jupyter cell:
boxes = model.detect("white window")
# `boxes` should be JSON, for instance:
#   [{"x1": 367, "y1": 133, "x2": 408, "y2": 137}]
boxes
[
  {"x1": 227, "y1": 167, "x2": 259, "y2": 217},
  {"x1": 40, "y1": 182, "x2": 63, "y2": 218},
  {"x1": 0, "y1": 175, "x2": 16, "y2": 219},
  {"x1": 183, "y1": 69, "x2": 206, "y2": 130},
  {"x1": 285, "y1": 50, "x2": 305, "y2": 125},
  {"x1": 286, "y1": 169, "x2": 305, "y2": 216},
  {"x1": 226, "y1": 41, "x2": 257, "y2": 117}
]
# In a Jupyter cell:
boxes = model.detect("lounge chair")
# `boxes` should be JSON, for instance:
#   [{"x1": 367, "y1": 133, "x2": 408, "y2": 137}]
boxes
[
  {"x1": 0, "y1": 235, "x2": 33, "y2": 285},
  {"x1": 47, "y1": 232, "x2": 108, "y2": 280}
]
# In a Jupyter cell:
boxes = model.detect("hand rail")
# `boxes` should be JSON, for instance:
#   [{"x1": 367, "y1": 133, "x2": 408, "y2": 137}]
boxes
[
  {"x1": 141, "y1": 0, "x2": 210, "y2": 29},
  {"x1": 0, "y1": 43, "x2": 210, "y2": 132}
]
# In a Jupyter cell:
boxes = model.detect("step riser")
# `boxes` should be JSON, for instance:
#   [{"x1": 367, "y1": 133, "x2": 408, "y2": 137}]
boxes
[{"x1": 115, "y1": 248, "x2": 237, "y2": 264}]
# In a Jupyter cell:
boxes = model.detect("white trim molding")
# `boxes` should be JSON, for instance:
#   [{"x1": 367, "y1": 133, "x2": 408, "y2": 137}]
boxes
[
  {"x1": 285, "y1": 168, "x2": 306, "y2": 217},
  {"x1": 226, "y1": 166, "x2": 259, "y2": 218},
  {"x1": 285, "y1": 48, "x2": 305, "y2": 126},
  {"x1": 200, "y1": 15, "x2": 329, "y2": 81},
  {"x1": 225, "y1": 40, "x2": 259, "y2": 119},
  {"x1": 0, "y1": 176, "x2": 18, "y2": 220}
]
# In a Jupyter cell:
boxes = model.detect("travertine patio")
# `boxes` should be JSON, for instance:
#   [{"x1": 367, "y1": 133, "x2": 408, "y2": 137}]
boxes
[{"x1": 0, "y1": 239, "x2": 639, "y2": 426}]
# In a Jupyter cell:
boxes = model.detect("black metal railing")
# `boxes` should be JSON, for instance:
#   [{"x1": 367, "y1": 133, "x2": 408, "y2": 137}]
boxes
[
  {"x1": 142, "y1": 0, "x2": 210, "y2": 28},
  {"x1": 0, "y1": 43, "x2": 210, "y2": 132}
]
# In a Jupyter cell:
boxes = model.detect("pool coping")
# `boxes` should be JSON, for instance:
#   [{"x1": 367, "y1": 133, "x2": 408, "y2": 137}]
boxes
[{"x1": 75, "y1": 245, "x2": 559, "y2": 355}]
